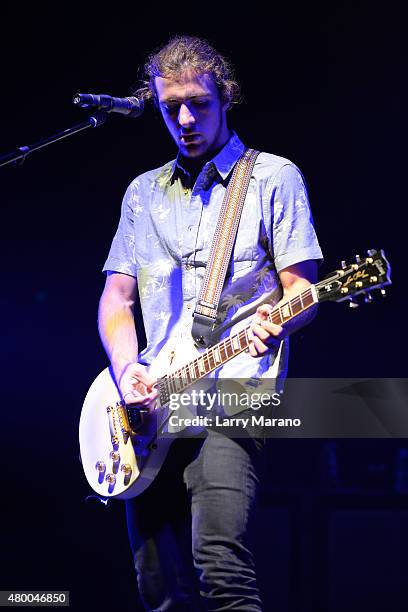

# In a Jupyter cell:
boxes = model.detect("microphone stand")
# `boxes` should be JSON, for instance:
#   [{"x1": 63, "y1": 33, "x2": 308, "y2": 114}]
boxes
[{"x1": 0, "y1": 112, "x2": 107, "y2": 168}]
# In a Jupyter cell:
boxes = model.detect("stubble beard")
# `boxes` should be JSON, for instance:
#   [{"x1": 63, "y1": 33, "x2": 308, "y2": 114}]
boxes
[{"x1": 179, "y1": 111, "x2": 228, "y2": 161}]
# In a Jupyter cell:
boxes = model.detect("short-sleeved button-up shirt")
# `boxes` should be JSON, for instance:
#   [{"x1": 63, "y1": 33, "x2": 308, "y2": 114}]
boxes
[{"x1": 103, "y1": 132, "x2": 323, "y2": 385}]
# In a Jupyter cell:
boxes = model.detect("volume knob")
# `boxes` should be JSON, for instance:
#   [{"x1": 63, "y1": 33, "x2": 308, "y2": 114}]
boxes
[
  {"x1": 121, "y1": 464, "x2": 132, "y2": 476},
  {"x1": 105, "y1": 473, "x2": 116, "y2": 485},
  {"x1": 95, "y1": 461, "x2": 106, "y2": 473}
]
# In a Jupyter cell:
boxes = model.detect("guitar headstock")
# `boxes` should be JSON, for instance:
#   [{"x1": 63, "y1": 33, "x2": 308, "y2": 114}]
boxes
[{"x1": 316, "y1": 249, "x2": 392, "y2": 304}]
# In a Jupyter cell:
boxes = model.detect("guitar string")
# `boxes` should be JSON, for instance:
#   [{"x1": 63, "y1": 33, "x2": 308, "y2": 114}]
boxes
[
  {"x1": 163, "y1": 255, "x2": 385, "y2": 395},
  {"x1": 173, "y1": 288, "x2": 312, "y2": 383},
  {"x1": 161, "y1": 287, "x2": 314, "y2": 398},
  {"x1": 157, "y1": 256, "x2": 386, "y2": 427}
]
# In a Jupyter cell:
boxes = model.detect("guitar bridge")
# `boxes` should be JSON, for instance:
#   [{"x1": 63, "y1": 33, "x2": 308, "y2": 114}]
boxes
[
  {"x1": 107, "y1": 402, "x2": 135, "y2": 444},
  {"x1": 116, "y1": 401, "x2": 133, "y2": 437}
]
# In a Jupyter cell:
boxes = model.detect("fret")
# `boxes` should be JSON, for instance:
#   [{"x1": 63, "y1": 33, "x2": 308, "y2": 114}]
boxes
[
  {"x1": 232, "y1": 335, "x2": 240, "y2": 352},
  {"x1": 187, "y1": 367, "x2": 193, "y2": 385},
  {"x1": 225, "y1": 340, "x2": 234, "y2": 359},
  {"x1": 167, "y1": 375, "x2": 174, "y2": 394},
  {"x1": 270, "y1": 307, "x2": 279, "y2": 324},
  {"x1": 238, "y1": 331, "x2": 245, "y2": 350},
  {"x1": 168, "y1": 375, "x2": 176, "y2": 395},
  {"x1": 291, "y1": 295, "x2": 302, "y2": 316},
  {"x1": 198, "y1": 357, "x2": 206, "y2": 374},
  {"x1": 280, "y1": 303, "x2": 291, "y2": 322},
  {"x1": 243, "y1": 329, "x2": 250, "y2": 348},
  {"x1": 179, "y1": 370, "x2": 186, "y2": 390},
  {"x1": 202, "y1": 353, "x2": 210, "y2": 374},
  {"x1": 159, "y1": 285, "x2": 319, "y2": 401},
  {"x1": 168, "y1": 287, "x2": 319, "y2": 387},
  {"x1": 302, "y1": 289, "x2": 315, "y2": 308},
  {"x1": 275, "y1": 307, "x2": 284, "y2": 325},
  {"x1": 193, "y1": 359, "x2": 200, "y2": 378},
  {"x1": 180, "y1": 368, "x2": 187, "y2": 387},
  {"x1": 220, "y1": 341, "x2": 228, "y2": 362},
  {"x1": 207, "y1": 350, "x2": 215, "y2": 371},
  {"x1": 268, "y1": 288, "x2": 317, "y2": 326}
]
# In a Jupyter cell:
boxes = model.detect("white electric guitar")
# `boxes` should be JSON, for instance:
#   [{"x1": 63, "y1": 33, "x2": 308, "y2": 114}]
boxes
[{"x1": 79, "y1": 250, "x2": 391, "y2": 499}]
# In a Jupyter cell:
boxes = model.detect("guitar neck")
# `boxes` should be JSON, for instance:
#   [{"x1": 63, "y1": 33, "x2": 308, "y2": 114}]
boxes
[{"x1": 158, "y1": 285, "x2": 318, "y2": 403}]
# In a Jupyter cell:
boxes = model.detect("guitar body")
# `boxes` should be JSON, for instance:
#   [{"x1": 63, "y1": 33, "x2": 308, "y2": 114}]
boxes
[
  {"x1": 79, "y1": 250, "x2": 391, "y2": 500},
  {"x1": 79, "y1": 336, "x2": 205, "y2": 500}
]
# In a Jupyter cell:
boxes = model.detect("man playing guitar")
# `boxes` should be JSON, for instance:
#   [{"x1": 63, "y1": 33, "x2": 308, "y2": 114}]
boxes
[{"x1": 98, "y1": 35, "x2": 322, "y2": 611}]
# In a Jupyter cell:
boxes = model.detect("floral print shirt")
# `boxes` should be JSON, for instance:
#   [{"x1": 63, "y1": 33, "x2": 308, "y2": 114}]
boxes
[{"x1": 103, "y1": 132, "x2": 323, "y2": 384}]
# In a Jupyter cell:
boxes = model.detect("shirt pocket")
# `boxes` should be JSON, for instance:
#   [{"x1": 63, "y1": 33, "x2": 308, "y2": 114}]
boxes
[{"x1": 231, "y1": 185, "x2": 260, "y2": 273}]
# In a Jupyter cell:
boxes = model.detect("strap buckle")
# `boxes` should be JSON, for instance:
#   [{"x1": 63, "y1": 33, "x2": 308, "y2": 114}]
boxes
[{"x1": 191, "y1": 312, "x2": 217, "y2": 347}]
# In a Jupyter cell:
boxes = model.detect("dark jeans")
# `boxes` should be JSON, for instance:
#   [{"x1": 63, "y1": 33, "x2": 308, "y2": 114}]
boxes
[{"x1": 125, "y1": 430, "x2": 264, "y2": 611}]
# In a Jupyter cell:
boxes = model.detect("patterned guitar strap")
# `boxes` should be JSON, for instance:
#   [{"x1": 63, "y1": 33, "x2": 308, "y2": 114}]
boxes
[{"x1": 192, "y1": 147, "x2": 260, "y2": 347}]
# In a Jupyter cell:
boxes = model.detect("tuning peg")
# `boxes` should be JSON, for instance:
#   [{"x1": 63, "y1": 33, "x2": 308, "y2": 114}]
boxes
[
  {"x1": 355, "y1": 254, "x2": 361, "y2": 263},
  {"x1": 367, "y1": 249, "x2": 376, "y2": 256},
  {"x1": 341, "y1": 260, "x2": 347, "y2": 270},
  {"x1": 348, "y1": 298, "x2": 359, "y2": 309},
  {"x1": 364, "y1": 292, "x2": 373, "y2": 304},
  {"x1": 380, "y1": 289, "x2": 387, "y2": 297}
]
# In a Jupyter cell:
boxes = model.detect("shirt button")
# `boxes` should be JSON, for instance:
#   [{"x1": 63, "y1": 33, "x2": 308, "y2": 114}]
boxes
[
  {"x1": 188, "y1": 225, "x2": 193, "y2": 232},
  {"x1": 186, "y1": 263, "x2": 192, "y2": 270},
  {"x1": 186, "y1": 303, "x2": 192, "y2": 310}
]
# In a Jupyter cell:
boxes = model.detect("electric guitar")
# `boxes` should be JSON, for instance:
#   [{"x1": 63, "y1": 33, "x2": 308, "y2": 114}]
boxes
[{"x1": 79, "y1": 249, "x2": 391, "y2": 499}]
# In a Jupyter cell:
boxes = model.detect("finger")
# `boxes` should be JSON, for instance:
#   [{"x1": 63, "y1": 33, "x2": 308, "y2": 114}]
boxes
[
  {"x1": 247, "y1": 326, "x2": 268, "y2": 357},
  {"x1": 129, "y1": 367, "x2": 157, "y2": 388},
  {"x1": 251, "y1": 334, "x2": 269, "y2": 356},
  {"x1": 249, "y1": 321, "x2": 284, "y2": 357},
  {"x1": 253, "y1": 320, "x2": 285, "y2": 340},
  {"x1": 123, "y1": 384, "x2": 157, "y2": 404},
  {"x1": 256, "y1": 304, "x2": 273, "y2": 320},
  {"x1": 246, "y1": 326, "x2": 258, "y2": 358},
  {"x1": 123, "y1": 389, "x2": 145, "y2": 405},
  {"x1": 134, "y1": 384, "x2": 158, "y2": 402},
  {"x1": 251, "y1": 321, "x2": 271, "y2": 342},
  {"x1": 145, "y1": 387, "x2": 159, "y2": 401},
  {"x1": 248, "y1": 341, "x2": 258, "y2": 357},
  {"x1": 137, "y1": 373, "x2": 157, "y2": 388}
]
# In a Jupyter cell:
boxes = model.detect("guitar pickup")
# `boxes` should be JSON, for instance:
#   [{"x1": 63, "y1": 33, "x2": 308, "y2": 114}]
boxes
[{"x1": 124, "y1": 403, "x2": 147, "y2": 434}]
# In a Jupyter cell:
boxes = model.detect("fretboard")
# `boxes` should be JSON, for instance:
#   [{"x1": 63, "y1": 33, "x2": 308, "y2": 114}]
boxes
[{"x1": 158, "y1": 285, "x2": 318, "y2": 405}]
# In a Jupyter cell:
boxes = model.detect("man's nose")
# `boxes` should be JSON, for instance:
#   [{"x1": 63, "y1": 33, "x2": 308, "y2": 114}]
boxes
[{"x1": 178, "y1": 103, "x2": 195, "y2": 127}]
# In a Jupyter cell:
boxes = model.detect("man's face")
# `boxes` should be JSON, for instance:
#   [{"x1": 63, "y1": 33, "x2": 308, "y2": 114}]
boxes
[{"x1": 155, "y1": 71, "x2": 230, "y2": 159}]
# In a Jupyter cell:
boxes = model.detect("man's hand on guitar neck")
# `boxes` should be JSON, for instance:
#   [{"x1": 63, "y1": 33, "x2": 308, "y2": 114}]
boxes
[
  {"x1": 248, "y1": 260, "x2": 318, "y2": 358},
  {"x1": 248, "y1": 304, "x2": 287, "y2": 357}
]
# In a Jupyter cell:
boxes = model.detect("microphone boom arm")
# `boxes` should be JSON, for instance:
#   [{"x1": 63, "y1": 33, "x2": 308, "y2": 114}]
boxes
[{"x1": 0, "y1": 111, "x2": 108, "y2": 169}]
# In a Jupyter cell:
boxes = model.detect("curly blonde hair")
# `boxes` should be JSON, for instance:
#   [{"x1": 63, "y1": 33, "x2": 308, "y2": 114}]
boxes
[{"x1": 134, "y1": 35, "x2": 241, "y2": 108}]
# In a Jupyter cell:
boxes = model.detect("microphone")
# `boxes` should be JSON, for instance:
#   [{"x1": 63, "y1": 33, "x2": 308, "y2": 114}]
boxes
[{"x1": 72, "y1": 93, "x2": 144, "y2": 118}]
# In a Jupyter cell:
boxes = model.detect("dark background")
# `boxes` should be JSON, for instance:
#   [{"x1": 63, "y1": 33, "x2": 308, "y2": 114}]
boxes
[{"x1": 1, "y1": 2, "x2": 406, "y2": 611}]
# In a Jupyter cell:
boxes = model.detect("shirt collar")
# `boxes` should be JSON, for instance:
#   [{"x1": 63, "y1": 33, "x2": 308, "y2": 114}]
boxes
[{"x1": 169, "y1": 131, "x2": 246, "y2": 183}]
